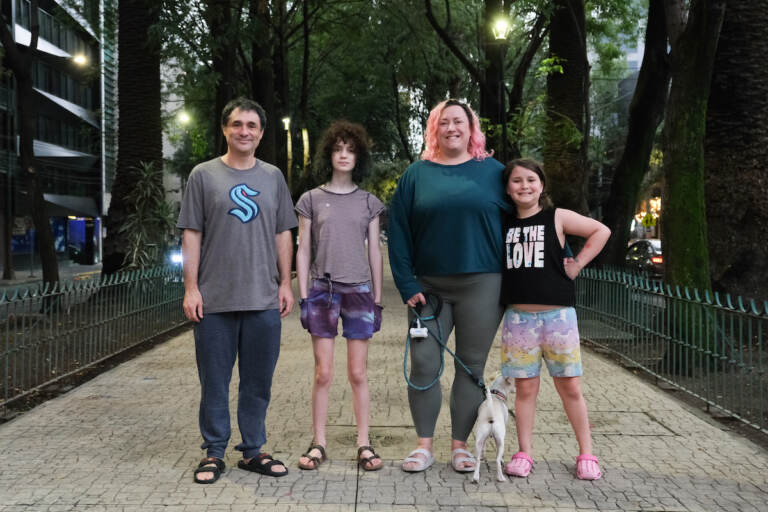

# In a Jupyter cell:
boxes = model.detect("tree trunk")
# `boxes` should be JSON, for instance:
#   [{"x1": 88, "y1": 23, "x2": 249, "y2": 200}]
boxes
[
  {"x1": 0, "y1": 0, "x2": 59, "y2": 284},
  {"x1": 661, "y1": 0, "x2": 725, "y2": 290},
  {"x1": 103, "y1": 0, "x2": 162, "y2": 274},
  {"x1": 250, "y1": 0, "x2": 277, "y2": 165},
  {"x1": 424, "y1": 0, "x2": 491, "y2": 111},
  {"x1": 543, "y1": 0, "x2": 589, "y2": 214},
  {"x1": 204, "y1": 0, "x2": 237, "y2": 156},
  {"x1": 392, "y1": 71, "x2": 414, "y2": 162},
  {"x1": 273, "y1": 0, "x2": 290, "y2": 175},
  {"x1": 600, "y1": 0, "x2": 670, "y2": 265},
  {"x1": 507, "y1": 13, "x2": 548, "y2": 160},
  {"x1": 299, "y1": 0, "x2": 310, "y2": 180},
  {"x1": 18, "y1": 75, "x2": 59, "y2": 285},
  {"x1": 480, "y1": 0, "x2": 504, "y2": 127},
  {"x1": 704, "y1": 1, "x2": 768, "y2": 300}
]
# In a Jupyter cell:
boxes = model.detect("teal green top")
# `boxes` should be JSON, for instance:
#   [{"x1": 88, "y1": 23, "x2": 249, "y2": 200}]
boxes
[{"x1": 387, "y1": 157, "x2": 508, "y2": 302}]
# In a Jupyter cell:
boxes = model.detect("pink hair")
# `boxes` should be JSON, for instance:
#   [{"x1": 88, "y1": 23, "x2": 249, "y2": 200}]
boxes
[{"x1": 420, "y1": 99, "x2": 492, "y2": 161}]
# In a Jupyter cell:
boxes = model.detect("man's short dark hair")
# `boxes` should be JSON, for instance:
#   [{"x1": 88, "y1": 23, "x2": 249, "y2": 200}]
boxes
[{"x1": 221, "y1": 97, "x2": 267, "y2": 130}]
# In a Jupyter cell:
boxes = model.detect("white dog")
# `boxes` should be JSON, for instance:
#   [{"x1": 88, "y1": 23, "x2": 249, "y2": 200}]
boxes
[{"x1": 472, "y1": 375, "x2": 516, "y2": 483}]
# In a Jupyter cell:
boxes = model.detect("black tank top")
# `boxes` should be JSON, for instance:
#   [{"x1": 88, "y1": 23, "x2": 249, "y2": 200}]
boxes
[{"x1": 500, "y1": 208, "x2": 575, "y2": 306}]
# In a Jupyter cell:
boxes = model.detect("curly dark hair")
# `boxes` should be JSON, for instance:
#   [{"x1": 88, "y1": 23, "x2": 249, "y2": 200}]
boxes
[
  {"x1": 502, "y1": 158, "x2": 553, "y2": 209},
  {"x1": 313, "y1": 120, "x2": 372, "y2": 184}
]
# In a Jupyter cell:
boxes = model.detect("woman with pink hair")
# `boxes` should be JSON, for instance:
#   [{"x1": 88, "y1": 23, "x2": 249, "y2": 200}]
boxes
[{"x1": 388, "y1": 99, "x2": 508, "y2": 473}]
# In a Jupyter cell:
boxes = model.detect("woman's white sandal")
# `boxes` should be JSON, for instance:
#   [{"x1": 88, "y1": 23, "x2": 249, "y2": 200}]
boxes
[
  {"x1": 401, "y1": 448, "x2": 435, "y2": 472},
  {"x1": 451, "y1": 448, "x2": 476, "y2": 473}
]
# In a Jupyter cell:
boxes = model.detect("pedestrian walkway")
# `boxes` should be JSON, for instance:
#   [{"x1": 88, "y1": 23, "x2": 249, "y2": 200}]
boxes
[{"x1": 1, "y1": 264, "x2": 767, "y2": 511}]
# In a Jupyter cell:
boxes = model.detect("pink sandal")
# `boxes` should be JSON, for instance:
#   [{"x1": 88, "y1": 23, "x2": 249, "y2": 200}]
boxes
[
  {"x1": 504, "y1": 451, "x2": 533, "y2": 477},
  {"x1": 576, "y1": 454, "x2": 602, "y2": 480}
]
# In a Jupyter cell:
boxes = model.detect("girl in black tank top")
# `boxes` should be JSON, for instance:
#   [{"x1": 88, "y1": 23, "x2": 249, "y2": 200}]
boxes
[{"x1": 500, "y1": 159, "x2": 611, "y2": 481}]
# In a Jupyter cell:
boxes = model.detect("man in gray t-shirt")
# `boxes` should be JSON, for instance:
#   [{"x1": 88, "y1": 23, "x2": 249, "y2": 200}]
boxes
[{"x1": 177, "y1": 98, "x2": 297, "y2": 483}]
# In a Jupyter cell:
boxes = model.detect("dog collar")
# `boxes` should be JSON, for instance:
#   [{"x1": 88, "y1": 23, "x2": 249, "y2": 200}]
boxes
[{"x1": 491, "y1": 389, "x2": 507, "y2": 402}]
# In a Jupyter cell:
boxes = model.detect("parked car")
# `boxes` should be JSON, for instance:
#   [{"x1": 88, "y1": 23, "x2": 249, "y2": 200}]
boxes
[{"x1": 625, "y1": 238, "x2": 663, "y2": 277}]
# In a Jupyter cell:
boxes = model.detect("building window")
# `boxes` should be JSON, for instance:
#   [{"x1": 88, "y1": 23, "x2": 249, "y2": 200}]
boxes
[
  {"x1": 16, "y1": 0, "x2": 30, "y2": 29},
  {"x1": 16, "y1": 0, "x2": 96, "y2": 62},
  {"x1": 39, "y1": 9, "x2": 52, "y2": 42},
  {"x1": 37, "y1": 114, "x2": 97, "y2": 154},
  {"x1": 31, "y1": 61, "x2": 94, "y2": 111}
]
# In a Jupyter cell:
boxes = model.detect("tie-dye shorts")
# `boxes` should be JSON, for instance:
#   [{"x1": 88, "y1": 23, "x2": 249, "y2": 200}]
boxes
[
  {"x1": 501, "y1": 306, "x2": 582, "y2": 378},
  {"x1": 299, "y1": 279, "x2": 381, "y2": 339}
]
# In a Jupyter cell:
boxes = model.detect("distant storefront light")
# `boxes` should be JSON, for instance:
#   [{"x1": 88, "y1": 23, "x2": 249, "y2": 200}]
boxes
[{"x1": 634, "y1": 196, "x2": 662, "y2": 224}]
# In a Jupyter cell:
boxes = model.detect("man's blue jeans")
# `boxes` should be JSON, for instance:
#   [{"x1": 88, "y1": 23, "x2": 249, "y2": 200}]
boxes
[{"x1": 193, "y1": 309, "x2": 281, "y2": 459}]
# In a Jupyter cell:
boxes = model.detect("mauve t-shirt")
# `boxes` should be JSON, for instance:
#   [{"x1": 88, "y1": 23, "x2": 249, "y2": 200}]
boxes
[{"x1": 295, "y1": 186, "x2": 385, "y2": 284}]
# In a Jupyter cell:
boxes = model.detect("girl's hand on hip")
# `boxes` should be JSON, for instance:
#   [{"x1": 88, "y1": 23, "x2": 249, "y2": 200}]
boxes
[{"x1": 564, "y1": 257, "x2": 581, "y2": 280}]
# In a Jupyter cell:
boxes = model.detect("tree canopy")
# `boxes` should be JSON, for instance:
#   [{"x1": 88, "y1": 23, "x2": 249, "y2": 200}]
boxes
[{"x1": 16, "y1": 0, "x2": 751, "y2": 296}]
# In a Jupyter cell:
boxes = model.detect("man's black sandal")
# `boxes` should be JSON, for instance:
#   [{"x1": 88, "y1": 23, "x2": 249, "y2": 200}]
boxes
[
  {"x1": 238, "y1": 453, "x2": 289, "y2": 477},
  {"x1": 193, "y1": 457, "x2": 225, "y2": 484},
  {"x1": 357, "y1": 445, "x2": 383, "y2": 471},
  {"x1": 298, "y1": 443, "x2": 327, "y2": 470}
]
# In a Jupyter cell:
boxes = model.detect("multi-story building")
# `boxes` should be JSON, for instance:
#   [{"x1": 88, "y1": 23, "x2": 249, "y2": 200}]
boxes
[{"x1": 1, "y1": 0, "x2": 116, "y2": 269}]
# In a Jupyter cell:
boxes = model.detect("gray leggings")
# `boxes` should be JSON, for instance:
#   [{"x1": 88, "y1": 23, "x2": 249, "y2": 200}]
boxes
[{"x1": 407, "y1": 273, "x2": 503, "y2": 441}]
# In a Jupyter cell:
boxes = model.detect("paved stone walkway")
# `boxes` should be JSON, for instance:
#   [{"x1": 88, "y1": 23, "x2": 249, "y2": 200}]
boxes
[{"x1": 1, "y1": 261, "x2": 767, "y2": 511}]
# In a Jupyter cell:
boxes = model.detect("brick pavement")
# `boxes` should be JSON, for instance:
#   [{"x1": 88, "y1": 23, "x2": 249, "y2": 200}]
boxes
[{"x1": 1, "y1": 259, "x2": 767, "y2": 511}]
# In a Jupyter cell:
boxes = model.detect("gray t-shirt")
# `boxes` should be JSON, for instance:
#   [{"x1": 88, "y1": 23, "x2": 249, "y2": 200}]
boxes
[
  {"x1": 295, "y1": 187, "x2": 385, "y2": 284},
  {"x1": 177, "y1": 157, "x2": 298, "y2": 313}
]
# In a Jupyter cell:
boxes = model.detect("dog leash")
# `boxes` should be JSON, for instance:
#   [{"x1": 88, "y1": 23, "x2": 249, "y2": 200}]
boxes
[{"x1": 403, "y1": 292, "x2": 486, "y2": 392}]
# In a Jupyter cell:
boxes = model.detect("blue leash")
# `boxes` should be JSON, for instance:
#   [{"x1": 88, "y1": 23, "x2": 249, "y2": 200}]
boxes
[{"x1": 403, "y1": 294, "x2": 485, "y2": 391}]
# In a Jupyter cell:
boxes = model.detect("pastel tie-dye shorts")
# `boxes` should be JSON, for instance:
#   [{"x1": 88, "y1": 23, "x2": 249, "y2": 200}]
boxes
[{"x1": 501, "y1": 306, "x2": 582, "y2": 378}]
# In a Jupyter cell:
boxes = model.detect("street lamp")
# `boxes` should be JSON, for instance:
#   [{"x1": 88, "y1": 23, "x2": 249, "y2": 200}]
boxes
[
  {"x1": 492, "y1": 16, "x2": 511, "y2": 163},
  {"x1": 492, "y1": 18, "x2": 511, "y2": 40},
  {"x1": 282, "y1": 117, "x2": 292, "y2": 187},
  {"x1": 72, "y1": 53, "x2": 88, "y2": 66},
  {"x1": 302, "y1": 127, "x2": 310, "y2": 171},
  {"x1": 178, "y1": 111, "x2": 191, "y2": 125}
]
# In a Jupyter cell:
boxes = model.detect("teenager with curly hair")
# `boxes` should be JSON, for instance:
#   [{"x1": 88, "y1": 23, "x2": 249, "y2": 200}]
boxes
[{"x1": 295, "y1": 120, "x2": 385, "y2": 471}]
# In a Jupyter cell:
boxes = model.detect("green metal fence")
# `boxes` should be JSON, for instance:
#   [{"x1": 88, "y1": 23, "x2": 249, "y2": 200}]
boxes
[
  {"x1": 1, "y1": 266, "x2": 186, "y2": 408},
  {"x1": 576, "y1": 268, "x2": 768, "y2": 434}
]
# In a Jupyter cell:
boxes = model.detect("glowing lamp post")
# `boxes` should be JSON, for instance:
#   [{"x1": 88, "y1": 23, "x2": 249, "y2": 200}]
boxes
[
  {"x1": 282, "y1": 117, "x2": 292, "y2": 187},
  {"x1": 492, "y1": 18, "x2": 511, "y2": 40},
  {"x1": 492, "y1": 16, "x2": 511, "y2": 163}
]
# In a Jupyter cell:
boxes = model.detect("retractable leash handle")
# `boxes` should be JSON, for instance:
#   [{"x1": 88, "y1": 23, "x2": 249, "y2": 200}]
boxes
[
  {"x1": 408, "y1": 303, "x2": 428, "y2": 341},
  {"x1": 402, "y1": 293, "x2": 485, "y2": 392}
]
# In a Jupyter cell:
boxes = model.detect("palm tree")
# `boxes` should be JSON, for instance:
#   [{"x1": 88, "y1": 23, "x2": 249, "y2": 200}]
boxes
[{"x1": 103, "y1": 0, "x2": 163, "y2": 274}]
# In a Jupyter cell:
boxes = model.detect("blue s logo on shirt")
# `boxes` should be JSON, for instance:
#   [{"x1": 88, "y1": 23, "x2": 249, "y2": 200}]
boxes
[{"x1": 228, "y1": 184, "x2": 260, "y2": 223}]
